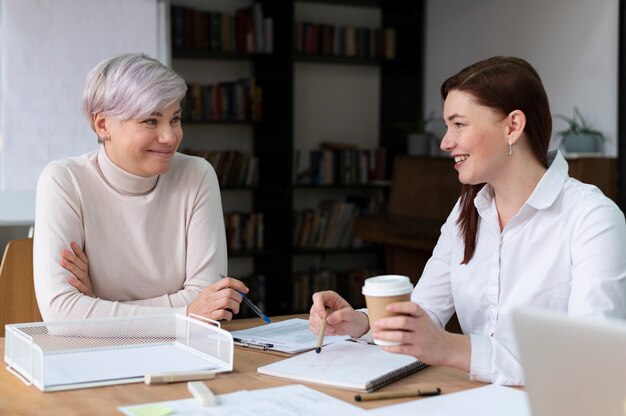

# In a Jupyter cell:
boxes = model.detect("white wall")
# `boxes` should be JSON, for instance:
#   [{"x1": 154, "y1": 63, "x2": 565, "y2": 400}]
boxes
[
  {"x1": 0, "y1": 0, "x2": 162, "y2": 249},
  {"x1": 0, "y1": 0, "x2": 162, "y2": 194},
  {"x1": 424, "y1": 0, "x2": 618, "y2": 155}
]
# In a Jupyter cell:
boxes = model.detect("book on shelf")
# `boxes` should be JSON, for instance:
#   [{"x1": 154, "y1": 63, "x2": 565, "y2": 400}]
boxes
[
  {"x1": 296, "y1": 147, "x2": 386, "y2": 186},
  {"x1": 181, "y1": 149, "x2": 259, "y2": 187},
  {"x1": 294, "y1": 21, "x2": 396, "y2": 60},
  {"x1": 183, "y1": 78, "x2": 261, "y2": 122},
  {"x1": 291, "y1": 267, "x2": 378, "y2": 312},
  {"x1": 292, "y1": 196, "x2": 384, "y2": 251},
  {"x1": 225, "y1": 211, "x2": 264, "y2": 251},
  {"x1": 170, "y1": 4, "x2": 273, "y2": 54}
]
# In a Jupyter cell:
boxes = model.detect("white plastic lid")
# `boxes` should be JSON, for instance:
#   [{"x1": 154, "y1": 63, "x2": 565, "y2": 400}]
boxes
[{"x1": 361, "y1": 275, "x2": 413, "y2": 297}]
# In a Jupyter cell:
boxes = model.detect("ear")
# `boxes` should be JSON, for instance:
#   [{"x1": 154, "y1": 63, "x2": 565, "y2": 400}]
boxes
[
  {"x1": 93, "y1": 113, "x2": 108, "y2": 138},
  {"x1": 506, "y1": 110, "x2": 526, "y2": 145}
]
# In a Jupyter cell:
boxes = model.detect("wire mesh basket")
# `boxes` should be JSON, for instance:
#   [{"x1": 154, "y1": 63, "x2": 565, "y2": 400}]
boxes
[{"x1": 4, "y1": 313, "x2": 233, "y2": 392}]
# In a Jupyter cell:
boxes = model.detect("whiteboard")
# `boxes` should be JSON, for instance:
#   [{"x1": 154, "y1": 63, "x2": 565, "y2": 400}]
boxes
[{"x1": 0, "y1": 0, "x2": 165, "y2": 208}]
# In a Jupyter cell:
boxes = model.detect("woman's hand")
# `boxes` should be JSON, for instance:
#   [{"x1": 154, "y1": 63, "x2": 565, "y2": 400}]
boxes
[
  {"x1": 187, "y1": 276, "x2": 249, "y2": 321},
  {"x1": 61, "y1": 242, "x2": 94, "y2": 297},
  {"x1": 309, "y1": 290, "x2": 370, "y2": 338},
  {"x1": 372, "y1": 301, "x2": 470, "y2": 371}
]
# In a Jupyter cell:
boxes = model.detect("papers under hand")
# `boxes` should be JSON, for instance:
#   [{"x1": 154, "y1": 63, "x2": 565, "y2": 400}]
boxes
[{"x1": 230, "y1": 318, "x2": 349, "y2": 354}]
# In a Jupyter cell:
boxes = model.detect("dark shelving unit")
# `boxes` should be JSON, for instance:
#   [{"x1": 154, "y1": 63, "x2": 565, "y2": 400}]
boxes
[{"x1": 172, "y1": 0, "x2": 424, "y2": 315}]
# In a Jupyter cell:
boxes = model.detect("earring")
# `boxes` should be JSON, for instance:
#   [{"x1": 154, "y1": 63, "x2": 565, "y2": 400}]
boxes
[
  {"x1": 99, "y1": 135, "x2": 108, "y2": 143},
  {"x1": 508, "y1": 140, "x2": 513, "y2": 156}
]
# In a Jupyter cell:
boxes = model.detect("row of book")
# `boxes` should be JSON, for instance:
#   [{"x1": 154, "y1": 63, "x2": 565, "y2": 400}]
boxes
[
  {"x1": 225, "y1": 212, "x2": 264, "y2": 252},
  {"x1": 291, "y1": 267, "x2": 380, "y2": 312},
  {"x1": 294, "y1": 22, "x2": 396, "y2": 60},
  {"x1": 293, "y1": 197, "x2": 382, "y2": 250},
  {"x1": 181, "y1": 149, "x2": 259, "y2": 187},
  {"x1": 183, "y1": 79, "x2": 262, "y2": 122},
  {"x1": 171, "y1": 4, "x2": 273, "y2": 53},
  {"x1": 294, "y1": 147, "x2": 387, "y2": 185}
]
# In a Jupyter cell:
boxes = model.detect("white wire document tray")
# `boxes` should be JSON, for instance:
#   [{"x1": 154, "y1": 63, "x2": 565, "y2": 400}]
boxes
[{"x1": 4, "y1": 313, "x2": 233, "y2": 392}]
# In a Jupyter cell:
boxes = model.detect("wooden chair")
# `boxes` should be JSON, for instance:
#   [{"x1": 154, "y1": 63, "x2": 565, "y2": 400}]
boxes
[{"x1": 0, "y1": 238, "x2": 41, "y2": 336}]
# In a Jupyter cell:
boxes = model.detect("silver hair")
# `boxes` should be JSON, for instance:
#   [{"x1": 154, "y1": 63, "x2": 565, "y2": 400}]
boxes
[{"x1": 83, "y1": 53, "x2": 187, "y2": 132}]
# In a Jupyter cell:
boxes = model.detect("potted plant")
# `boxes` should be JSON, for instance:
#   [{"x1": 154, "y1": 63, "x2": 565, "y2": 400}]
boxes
[
  {"x1": 554, "y1": 107, "x2": 604, "y2": 155},
  {"x1": 396, "y1": 111, "x2": 438, "y2": 156}
]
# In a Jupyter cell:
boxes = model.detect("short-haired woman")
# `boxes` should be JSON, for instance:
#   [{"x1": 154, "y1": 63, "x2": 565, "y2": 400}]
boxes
[{"x1": 34, "y1": 53, "x2": 248, "y2": 321}]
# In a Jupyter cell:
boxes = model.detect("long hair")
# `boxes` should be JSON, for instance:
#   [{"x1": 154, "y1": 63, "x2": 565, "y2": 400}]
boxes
[{"x1": 440, "y1": 56, "x2": 552, "y2": 264}]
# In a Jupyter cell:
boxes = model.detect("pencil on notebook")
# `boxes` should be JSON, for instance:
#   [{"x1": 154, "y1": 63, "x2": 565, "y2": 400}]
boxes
[{"x1": 315, "y1": 316, "x2": 328, "y2": 353}]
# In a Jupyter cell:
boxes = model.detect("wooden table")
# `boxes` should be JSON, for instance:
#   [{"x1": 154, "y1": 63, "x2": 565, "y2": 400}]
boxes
[{"x1": 0, "y1": 315, "x2": 485, "y2": 415}]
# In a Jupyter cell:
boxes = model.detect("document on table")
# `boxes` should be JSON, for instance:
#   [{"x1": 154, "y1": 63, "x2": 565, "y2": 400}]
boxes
[
  {"x1": 368, "y1": 385, "x2": 530, "y2": 416},
  {"x1": 43, "y1": 344, "x2": 217, "y2": 389},
  {"x1": 119, "y1": 384, "x2": 368, "y2": 416},
  {"x1": 229, "y1": 318, "x2": 349, "y2": 354}
]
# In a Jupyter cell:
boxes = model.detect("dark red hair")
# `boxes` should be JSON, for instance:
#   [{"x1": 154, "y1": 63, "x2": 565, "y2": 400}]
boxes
[{"x1": 440, "y1": 56, "x2": 552, "y2": 264}]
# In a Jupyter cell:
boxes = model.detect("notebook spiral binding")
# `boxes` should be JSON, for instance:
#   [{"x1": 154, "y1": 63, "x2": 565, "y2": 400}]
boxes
[{"x1": 365, "y1": 360, "x2": 429, "y2": 392}]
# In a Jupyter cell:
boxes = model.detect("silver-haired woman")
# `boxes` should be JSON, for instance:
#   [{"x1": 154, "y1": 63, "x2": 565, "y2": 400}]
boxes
[{"x1": 34, "y1": 53, "x2": 248, "y2": 321}]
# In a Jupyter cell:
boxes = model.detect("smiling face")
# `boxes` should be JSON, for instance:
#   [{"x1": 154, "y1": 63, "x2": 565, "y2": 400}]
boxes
[
  {"x1": 95, "y1": 101, "x2": 183, "y2": 177},
  {"x1": 440, "y1": 90, "x2": 511, "y2": 186}
]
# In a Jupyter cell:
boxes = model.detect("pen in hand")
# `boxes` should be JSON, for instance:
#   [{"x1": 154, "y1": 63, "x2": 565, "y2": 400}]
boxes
[
  {"x1": 315, "y1": 310, "x2": 329, "y2": 353},
  {"x1": 220, "y1": 274, "x2": 271, "y2": 324}
]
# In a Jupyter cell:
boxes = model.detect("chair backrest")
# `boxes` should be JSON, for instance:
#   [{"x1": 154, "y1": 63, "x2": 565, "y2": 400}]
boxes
[
  {"x1": 0, "y1": 238, "x2": 41, "y2": 336},
  {"x1": 387, "y1": 156, "x2": 461, "y2": 220}
]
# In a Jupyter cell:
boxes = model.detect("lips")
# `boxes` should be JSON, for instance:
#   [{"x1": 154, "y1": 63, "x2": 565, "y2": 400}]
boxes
[{"x1": 148, "y1": 149, "x2": 174, "y2": 159}]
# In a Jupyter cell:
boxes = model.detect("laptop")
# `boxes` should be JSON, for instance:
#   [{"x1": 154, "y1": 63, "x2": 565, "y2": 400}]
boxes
[{"x1": 513, "y1": 307, "x2": 626, "y2": 416}]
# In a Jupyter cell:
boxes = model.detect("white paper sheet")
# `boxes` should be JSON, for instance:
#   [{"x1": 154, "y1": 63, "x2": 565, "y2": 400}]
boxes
[
  {"x1": 230, "y1": 318, "x2": 349, "y2": 354},
  {"x1": 44, "y1": 344, "x2": 216, "y2": 388},
  {"x1": 257, "y1": 341, "x2": 423, "y2": 392},
  {"x1": 368, "y1": 385, "x2": 531, "y2": 416},
  {"x1": 119, "y1": 384, "x2": 368, "y2": 416}
]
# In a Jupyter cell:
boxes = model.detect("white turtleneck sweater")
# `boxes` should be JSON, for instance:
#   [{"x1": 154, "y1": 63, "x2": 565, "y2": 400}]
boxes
[{"x1": 34, "y1": 147, "x2": 227, "y2": 321}]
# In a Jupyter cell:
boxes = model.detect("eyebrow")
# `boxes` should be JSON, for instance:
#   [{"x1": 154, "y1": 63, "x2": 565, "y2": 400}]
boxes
[
  {"x1": 446, "y1": 113, "x2": 466, "y2": 121},
  {"x1": 150, "y1": 109, "x2": 182, "y2": 117}
]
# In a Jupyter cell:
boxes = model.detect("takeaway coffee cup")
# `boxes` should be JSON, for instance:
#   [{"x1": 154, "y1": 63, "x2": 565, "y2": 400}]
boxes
[{"x1": 362, "y1": 275, "x2": 414, "y2": 346}]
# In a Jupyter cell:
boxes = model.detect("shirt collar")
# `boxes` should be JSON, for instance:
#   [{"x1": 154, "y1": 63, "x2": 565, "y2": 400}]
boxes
[
  {"x1": 525, "y1": 150, "x2": 568, "y2": 210},
  {"x1": 97, "y1": 145, "x2": 159, "y2": 195},
  {"x1": 474, "y1": 150, "x2": 569, "y2": 213}
]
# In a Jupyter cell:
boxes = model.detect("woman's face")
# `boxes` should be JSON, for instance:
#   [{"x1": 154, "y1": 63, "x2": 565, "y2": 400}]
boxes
[
  {"x1": 103, "y1": 101, "x2": 183, "y2": 177},
  {"x1": 440, "y1": 90, "x2": 510, "y2": 185}
]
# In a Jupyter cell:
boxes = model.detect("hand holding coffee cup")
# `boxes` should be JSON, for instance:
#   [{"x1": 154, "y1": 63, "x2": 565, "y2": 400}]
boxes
[{"x1": 362, "y1": 275, "x2": 414, "y2": 346}]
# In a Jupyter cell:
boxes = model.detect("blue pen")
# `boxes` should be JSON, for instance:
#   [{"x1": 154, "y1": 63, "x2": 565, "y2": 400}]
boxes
[{"x1": 220, "y1": 274, "x2": 271, "y2": 324}]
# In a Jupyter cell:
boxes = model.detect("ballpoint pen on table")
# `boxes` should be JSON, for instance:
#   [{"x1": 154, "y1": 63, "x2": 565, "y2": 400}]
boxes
[
  {"x1": 233, "y1": 338, "x2": 274, "y2": 351},
  {"x1": 220, "y1": 274, "x2": 271, "y2": 323}
]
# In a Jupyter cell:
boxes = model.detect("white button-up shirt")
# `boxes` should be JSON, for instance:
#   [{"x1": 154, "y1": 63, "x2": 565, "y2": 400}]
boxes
[{"x1": 413, "y1": 151, "x2": 626, "y2": 385}]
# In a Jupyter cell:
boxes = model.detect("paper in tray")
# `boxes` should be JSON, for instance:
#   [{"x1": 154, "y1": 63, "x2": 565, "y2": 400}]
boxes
[{"x1": 4, "y1": 313, "x2": 233, "y2": 392}]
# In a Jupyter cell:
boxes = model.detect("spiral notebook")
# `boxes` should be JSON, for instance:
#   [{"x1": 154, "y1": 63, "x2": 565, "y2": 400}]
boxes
[{"x1": 257, "y1": 340, "x2": 428, "y2": 392}]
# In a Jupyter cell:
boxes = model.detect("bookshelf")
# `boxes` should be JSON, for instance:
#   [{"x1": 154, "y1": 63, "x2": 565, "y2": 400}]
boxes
[{"x1": 170, "y1": 0, "x2": 424, "y2": 315}]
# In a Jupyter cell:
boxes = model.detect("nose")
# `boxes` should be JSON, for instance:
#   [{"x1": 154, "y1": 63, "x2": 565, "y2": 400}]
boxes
[
  {"x1": 159, "y1": 126, "x2": 181, "y2": 146},
  {"x1": 440, "y1": 130, "x2": 453, "y2": 153}
]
